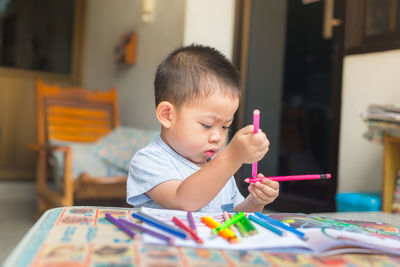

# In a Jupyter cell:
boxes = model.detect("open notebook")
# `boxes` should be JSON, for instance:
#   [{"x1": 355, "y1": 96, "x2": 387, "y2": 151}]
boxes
[{"x1": 138, "y1": 207, "x2": 400, "y2": 256}]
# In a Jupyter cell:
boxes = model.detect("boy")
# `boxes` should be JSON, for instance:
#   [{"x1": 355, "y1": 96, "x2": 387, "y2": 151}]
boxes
[{"x1": 127, "y1": 44, "x2": 279, "y2": 212}]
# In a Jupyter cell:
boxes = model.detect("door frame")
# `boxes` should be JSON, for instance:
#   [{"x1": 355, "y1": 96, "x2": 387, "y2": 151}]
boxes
[{"x1": 233, "y1": 0, "x2": 344, "y2": 212}]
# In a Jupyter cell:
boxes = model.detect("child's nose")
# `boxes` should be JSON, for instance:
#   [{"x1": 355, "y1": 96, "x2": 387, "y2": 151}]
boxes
[{"x1": 209, "y1": 130, "x2": 222, "y2": 143}]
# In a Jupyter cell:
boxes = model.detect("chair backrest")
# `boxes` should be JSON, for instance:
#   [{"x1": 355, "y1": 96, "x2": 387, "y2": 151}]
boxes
[{"x1": 36, "y1": 79, "x2": 120, "y2": 143}]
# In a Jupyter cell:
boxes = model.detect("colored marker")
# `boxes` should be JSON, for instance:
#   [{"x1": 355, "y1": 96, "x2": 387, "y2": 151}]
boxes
[
  {"x1": 223, "y1": 211, "x2": 235, "y2": 232},
  {"x1": 187, "y1": 211, "x2": 197, "y2": 233},
  {"x1": 248, "y1": 214, "x2": 284, "y2": 236},
  {"x1": 241, "y1": 215, "x2": 258, "y2": 235},
  {"x1": 213, "y1": 212, "x2": 245, "y2": 234},
  {"x1": 172, "y1": 216, "x2": 203, "y2": 244},
  {"x1": 226, "y1": 212, "x2": 248, "y2": 237},
  {"x1": 105, "y1": 213, "x2": 136, "y2": 239},
  {"x1": 119, "y1": 218, "x2": 175, "y2": 245},
  {"x1": 201, "y1": 216, "x2": 239, "y2": 244},
  {"x1": 252, "y1": 109, "x2": 260, "y2": 178},
  {"x1": 132, "y1": 212, "x2": 187, "y2": 239},
  {"x1": 245, "y1": 174, "x2": 331, "y2": 183},
  {"x1": 255, "y1": 212, "x2": 307, "y2": 240},
  {"x1": 234, "y1": 219, "x2": 249, "y2": 238},
  {"x1": 137, "y1": 211, "x2": 186, "y2": 237}
]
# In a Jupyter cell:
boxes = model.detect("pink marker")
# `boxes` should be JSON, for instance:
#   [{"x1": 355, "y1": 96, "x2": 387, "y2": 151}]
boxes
[
  {"x1": 244, "y1": 174, "x2": 332, "y2": 183},
  {"x1": 252, "y1": 109, "x2": 260, "y2": 178}
]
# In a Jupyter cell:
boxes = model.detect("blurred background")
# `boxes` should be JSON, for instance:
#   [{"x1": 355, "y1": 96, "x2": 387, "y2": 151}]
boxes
[{"x1": 1, "y1": 0, "x2": 400, "y2": 260}]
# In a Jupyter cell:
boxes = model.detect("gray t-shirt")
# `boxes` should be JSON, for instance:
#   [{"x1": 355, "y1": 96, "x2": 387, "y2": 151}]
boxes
[{"x1": 126, "y1": 136, "x2": 244, "y2": 212}]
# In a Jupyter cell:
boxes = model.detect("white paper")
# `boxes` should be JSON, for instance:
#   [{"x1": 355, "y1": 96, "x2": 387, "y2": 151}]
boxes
[
  {"x1": 138, "y1": 207, "x2": 400, "y2": 255},
  {"x1": 139, "y1": 207, "x2": 310, "y2": 251}
]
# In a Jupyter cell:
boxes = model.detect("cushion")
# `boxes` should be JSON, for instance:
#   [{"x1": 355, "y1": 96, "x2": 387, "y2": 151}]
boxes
[
  {"x1": 92, "y1": 126, "x2": 160, "y2": 172},
  {"x1": 49, "y1": 126, "x2": 159, "y2": 189},
  {"x1": 49, "y1": 140, "x2": 127, "y2": 189}
]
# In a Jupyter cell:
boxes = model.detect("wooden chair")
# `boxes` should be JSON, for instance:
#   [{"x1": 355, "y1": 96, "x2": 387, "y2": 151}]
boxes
[{"x1": 30, "y1": 79, "x2": 127, "y2": 215}]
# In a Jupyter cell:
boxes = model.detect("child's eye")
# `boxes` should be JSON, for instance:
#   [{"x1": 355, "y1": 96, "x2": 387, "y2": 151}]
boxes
[
  {"x1": 222, "y1": 126, "x2": 231, "y2": 130},
  {"x1": 201, "y1": 123, "x2": 212, "y2": 129}
]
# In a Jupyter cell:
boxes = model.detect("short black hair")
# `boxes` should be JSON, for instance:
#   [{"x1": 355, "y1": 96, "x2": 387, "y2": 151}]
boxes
[{"x1": 154, "y1": 44, "x2": 241, "y2": 108}]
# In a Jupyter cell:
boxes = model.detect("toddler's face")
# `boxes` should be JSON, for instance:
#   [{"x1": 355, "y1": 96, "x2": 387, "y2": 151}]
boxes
[{"x1": 168, "y1": 93, "x2": 239, "y2": 167}]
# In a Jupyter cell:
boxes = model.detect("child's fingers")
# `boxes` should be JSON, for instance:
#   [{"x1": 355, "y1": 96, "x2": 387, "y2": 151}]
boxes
[
  {"x1": 260, "y1": 179, "x2": 279, "y2": 190},
  {"x1": 248, "y1": 184, "x2": 267, "y2": 202},
  {"x1": 250, "y1": 130, "x2": 268, "y2": 144},
  {"x1": 250, "y1": 183, "x2": 272, "y2": 201},
  {"x1": 254, "y1": 182, "x2": 279, "y2": 198},
  {"x1": 253, "y1": 133, "x2": 270, "y2": 158},
  {"x1": 250, "y1": 135, "x2": 269, "y2": 160},
  {"x1": 255, "y1": 177, "x2": 280, "y2": 191},
  {"x1": 239, "y1": 125, "x2": 257, "y2": 134}
]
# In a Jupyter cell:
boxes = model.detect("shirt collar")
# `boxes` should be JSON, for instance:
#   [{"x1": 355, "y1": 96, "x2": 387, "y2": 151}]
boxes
[{"x1": 155, "y1": 136, "x2": 200, "y2": 170}]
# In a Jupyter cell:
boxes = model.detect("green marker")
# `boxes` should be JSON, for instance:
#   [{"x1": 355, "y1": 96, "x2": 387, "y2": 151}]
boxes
[
  {"x1": 213, "y1": 212, "x2": 245, "y2": 234},
  {"x1": 235, "y1": 219, "x2": 249, "y2": 237},
  {"x1": 241, "y1": 216, "x2": 258, "y2": 235}
]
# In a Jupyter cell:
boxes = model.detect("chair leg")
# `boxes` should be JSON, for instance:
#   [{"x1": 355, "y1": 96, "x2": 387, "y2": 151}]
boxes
[{"x1": 61, "y1": 197, "x2": 73, "y2": 207}]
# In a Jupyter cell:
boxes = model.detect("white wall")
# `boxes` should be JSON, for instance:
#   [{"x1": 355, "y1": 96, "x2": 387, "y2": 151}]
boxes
[
  {"x1": 82, "y1": 0, "x2": 185, "y2": 129},
  {"x1": 183, "y1": 0, "x2": 235, "y2": 60},
  {"x1": 82, "y1": 0, "x2": 235, "y2": 130},
  {"x1": 338, "y1": 49, "x2": 400, "y2": 193},
  {"x1": 82, "y1": 0, "x2": 400, "y2": 196}
]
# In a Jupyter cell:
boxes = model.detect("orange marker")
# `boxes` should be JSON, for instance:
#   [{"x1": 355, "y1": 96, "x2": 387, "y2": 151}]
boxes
[{"x1": 201, "y1": 216, "x2": 240, "y2": 244}]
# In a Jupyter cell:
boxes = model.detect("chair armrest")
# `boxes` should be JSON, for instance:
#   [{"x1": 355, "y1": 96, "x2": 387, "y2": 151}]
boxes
[
  {"x1": 30, "y1": 143, "x2": 74, "y2": 203},
  {"x1": 28, "y1": 143, "x2": 71, "y2": 153}
]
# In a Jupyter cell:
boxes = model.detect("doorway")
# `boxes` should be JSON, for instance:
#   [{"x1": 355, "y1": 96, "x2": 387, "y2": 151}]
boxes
[{"x1": 235, "y1": 0, "x2": 343, "y2": 212}]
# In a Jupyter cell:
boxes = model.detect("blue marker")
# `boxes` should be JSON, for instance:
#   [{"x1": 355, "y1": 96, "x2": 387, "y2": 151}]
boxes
[
  {"x1": 249, "y1": 215, "x2": 284, "y2": 236},
  {"x1": 132, "y1": 212, "x2": 187, "y2": 239},
  {"x1": 254, "y1": 212, "x2": 307, "y2": 240}
]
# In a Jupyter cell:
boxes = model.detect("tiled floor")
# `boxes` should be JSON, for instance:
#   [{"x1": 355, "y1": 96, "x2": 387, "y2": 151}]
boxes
[{"x1": 0, "y1": 181, "x2": 37, "y2": 263}]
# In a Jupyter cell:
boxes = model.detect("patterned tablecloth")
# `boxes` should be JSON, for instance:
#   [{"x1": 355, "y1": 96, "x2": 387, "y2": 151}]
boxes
[{"x1": 4, "y1": 206, "x2": 400, "y2": 267}]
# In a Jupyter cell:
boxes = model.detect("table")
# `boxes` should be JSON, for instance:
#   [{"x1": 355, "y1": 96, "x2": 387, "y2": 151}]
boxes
[
  {"x1": 4, "y1": 207, "x2": 400, "y2": 267},
  {"x1": 382, "y1": 134, "x2": 400, "y2": 212}
]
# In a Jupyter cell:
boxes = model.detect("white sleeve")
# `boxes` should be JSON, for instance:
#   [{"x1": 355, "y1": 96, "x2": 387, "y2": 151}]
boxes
[
  {"x1": 126, "y1": 148, "x2": 183, "y2": 206},
  {"x1": 231, "y1": 177, "x2": 245, "y2": 206}
]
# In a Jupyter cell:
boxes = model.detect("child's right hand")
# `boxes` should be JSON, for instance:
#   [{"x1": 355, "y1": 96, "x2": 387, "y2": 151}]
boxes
[{"x1": 227, "y1": 125, "x2": 270, "y2": 164}]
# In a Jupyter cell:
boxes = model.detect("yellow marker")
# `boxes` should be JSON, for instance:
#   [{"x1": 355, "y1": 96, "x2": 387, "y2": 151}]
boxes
[{"x1": 201, "y1": 216, "x2": 240, "y2": 244}]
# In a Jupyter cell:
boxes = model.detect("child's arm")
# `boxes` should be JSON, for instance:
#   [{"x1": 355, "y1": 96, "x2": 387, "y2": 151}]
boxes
[
  {"x1": 146, "y1": 125, "x2": 269, "y2": 211},
  {"x1": 234, "y1": 174, "x2": 280, "y2": 213}
]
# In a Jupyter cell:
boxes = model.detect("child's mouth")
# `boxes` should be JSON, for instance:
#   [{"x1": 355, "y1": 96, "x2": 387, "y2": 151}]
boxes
[{"x1": 205, "y1": 150, "x2": 216, "y2": 158}]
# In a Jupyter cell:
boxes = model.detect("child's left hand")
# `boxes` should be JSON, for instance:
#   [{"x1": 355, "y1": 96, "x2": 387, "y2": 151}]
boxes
[{"x1": 247, "y1": 173, "x2": 279, "y2": 206}]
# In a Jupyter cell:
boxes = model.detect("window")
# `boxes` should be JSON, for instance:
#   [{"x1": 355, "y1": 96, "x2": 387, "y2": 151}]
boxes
[
  {"x1": 0, "y1": 0, "x2": 74, "y2": 74},
  {"x1": 344, "y1": 0, "x2": 400, "y2": 54}
]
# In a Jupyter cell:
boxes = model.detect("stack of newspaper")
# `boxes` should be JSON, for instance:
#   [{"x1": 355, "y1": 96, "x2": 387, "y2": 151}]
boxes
[{"x1": 361, "y1": 103, "x2": 400, "y2": 143}]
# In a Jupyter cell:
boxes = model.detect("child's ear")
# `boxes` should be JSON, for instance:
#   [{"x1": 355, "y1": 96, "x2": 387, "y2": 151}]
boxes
[{"x1": 156, "y1": 101, "x2": 175, "y2": 128}]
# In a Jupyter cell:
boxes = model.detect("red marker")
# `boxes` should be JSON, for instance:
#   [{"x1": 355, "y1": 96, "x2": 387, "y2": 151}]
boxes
[
  {"x1": 245, "y1": 174, "x2": 331, "y2": 183},
  {"x1": 172, "y1": 216, "x2": 203, "y2": 244}
]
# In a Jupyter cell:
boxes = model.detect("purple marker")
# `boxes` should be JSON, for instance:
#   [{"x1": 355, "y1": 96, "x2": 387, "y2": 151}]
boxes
[
  {"x1": 119, "y1": 218, "x2": 175, "y2": 245},
  {"x1": 187, "y1": 211, "x2": 197, "y2": 233},
  {"x1": 105, "y1": 213, "x2": 136, "y2": 238}
]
